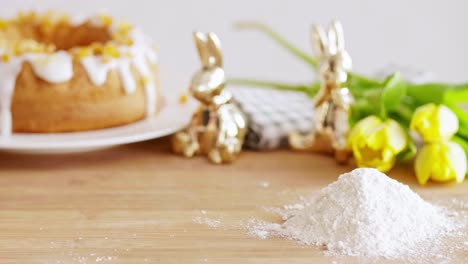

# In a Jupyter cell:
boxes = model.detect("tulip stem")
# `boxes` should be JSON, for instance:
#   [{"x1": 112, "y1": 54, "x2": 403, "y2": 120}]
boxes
[
  {"x1": 234, "y1": 21, "x2": 318, "y2": 69},
  {"x1": 228, "y1": 78, "x2": 321, "y2": 97}
]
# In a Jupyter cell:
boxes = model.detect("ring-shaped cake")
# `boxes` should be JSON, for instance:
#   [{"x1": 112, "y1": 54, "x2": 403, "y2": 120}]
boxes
[{"x1": 0, "y1": 11, "x2": 161, "y2": 136}]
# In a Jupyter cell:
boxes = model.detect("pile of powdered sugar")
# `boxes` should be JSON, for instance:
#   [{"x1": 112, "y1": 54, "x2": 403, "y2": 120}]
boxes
[{"x1": 248, "y1": 168, "x2": 466, "y2": 260}]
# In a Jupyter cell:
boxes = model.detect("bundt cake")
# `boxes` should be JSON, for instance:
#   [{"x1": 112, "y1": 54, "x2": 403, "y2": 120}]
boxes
[{"x1": 0, "y1": 11, "x2": 161, "y2": 136}]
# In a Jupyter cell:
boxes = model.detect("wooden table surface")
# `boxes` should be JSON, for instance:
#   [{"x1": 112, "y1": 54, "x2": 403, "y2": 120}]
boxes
[{"x1": 0, "y1": 137, "x2": 466, "y2": 263}]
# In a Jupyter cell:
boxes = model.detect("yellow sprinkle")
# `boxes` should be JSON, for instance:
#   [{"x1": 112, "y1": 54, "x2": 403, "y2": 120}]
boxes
[
  {"x1": 179, "y1": 94, "x2": 188, "y2": 104},
  {"x1": 118, "y1": 20, "x2": 133, "y2": 33},
  {"x1": 13, "y1": 39, "x2": 49, "y2": 55},
  {"x1": 0, "y1": 19, "x2": 8, "y2": 30},
  {"x1": 76, "y1": 48, "x2": 91, "y2": 58},
  {"x1": 90, "y1": 43, "x2": 104, "y2": 55},
  {"x1": 13, "y1": 48, "x2": 21, "y2": 56},
  {"x1": 102, "y1": 44, "x2": 120, "y2": 58},
  {"x1": 1, "y1": 54, "x2": 10, "y2": 63},
  {"x1": 98, "y1": 15, "x2": 113, "y2": 27},
  {"x1": 16, "y1": 11, "x2": 37, "y2": 22},
  {"x1": 112, "y1": 32, "x2": 133, "y2": 46}
]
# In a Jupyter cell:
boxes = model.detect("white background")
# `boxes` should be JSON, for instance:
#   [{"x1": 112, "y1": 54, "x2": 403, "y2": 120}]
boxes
[{"x1": 1, "y1": 0, "x2": 467, "y2": 93}]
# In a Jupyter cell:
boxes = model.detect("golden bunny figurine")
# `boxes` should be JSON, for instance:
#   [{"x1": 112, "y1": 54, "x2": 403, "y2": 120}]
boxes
[
  {"x1": 289, "y1": 20, "x2": 354, "y2": 163},
  {"x1": 172, "y1": 32, "x2": 247, "y2": 164}
]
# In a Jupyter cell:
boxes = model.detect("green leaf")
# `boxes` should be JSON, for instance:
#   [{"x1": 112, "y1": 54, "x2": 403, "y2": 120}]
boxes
[
  {"x1": 399, "y1": 142, "x2": 416, "y2": 161},
  {"x1": 349, "y1": 99, "x2": 378, "y2": 126},
  {"x1": 380, "y1": 72, "x2": 406, "y2": 119},
  {"x1": 387, "y1": 98, "x2": 416, "y2": 128},
  {"x1": 459, "y1": 125, "x2": 468, "y2": 140},
  {"x1": 407, "y1": 82, "x2": 468, "y2": 106},
  {"x1": 235, "y1": 21, "x2": 318, "y2": 68}
]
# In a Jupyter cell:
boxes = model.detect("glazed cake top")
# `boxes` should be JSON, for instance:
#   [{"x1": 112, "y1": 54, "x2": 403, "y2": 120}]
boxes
[{"x1": 0, "y1": 11, "x2": 157, "y2": 62}]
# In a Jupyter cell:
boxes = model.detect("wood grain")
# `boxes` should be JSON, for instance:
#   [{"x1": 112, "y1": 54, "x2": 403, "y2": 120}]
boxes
[{"x1": 0, "y1": 137, "x2": 466, "y2": 263}]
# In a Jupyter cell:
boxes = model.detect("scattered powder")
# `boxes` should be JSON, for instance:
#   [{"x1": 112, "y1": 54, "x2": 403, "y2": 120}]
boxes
[
  {"x1": 248, "y1": 168, "x2": 465, "y2": 260},
  {"x1": 259, "y1": 181, "x2": 270, "y2": 188},
  {"x1": 193, "y1": 216, "x2": 222, "y2": 228},
  {"x1": 95, "y1": 256, "x2": 114, "y2": 262},
  {"x1": 450, "y1": 198, "x2": 468, "y2": 209},
  {"x1": 248, "y1": 223, "x2": 275, "y2": 240}
]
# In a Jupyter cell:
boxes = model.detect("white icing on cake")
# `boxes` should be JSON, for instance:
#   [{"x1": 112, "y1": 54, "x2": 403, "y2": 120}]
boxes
[
  {"x1": 133, "y1": 52, "x2": 157, "y2": 115},
  {"x1": 0, "y1": 13, "x2": 159, "y2": 137},
  {"x1": 81, "y1": 56, "x2": 116, "y2": 86},
  {"x1": 0, "y1": 59, "x2": 22, "y2": 137},
  {"x1": 146, "y1": 48, "x2": 158, "y2": 64},
  {"x1": 116, "y1": 59, "x2": 136, "y2": 94},
  {"x1": 28, "y1": 51, "x2": 73, "y2": 83}
]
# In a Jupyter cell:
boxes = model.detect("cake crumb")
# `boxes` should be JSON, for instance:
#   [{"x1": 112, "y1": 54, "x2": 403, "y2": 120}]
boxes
[{"x1": 179, "y1": 93, "x2": 188, "y2": 104}]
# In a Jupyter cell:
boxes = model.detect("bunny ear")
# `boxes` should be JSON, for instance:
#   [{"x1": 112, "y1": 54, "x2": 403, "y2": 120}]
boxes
[
  {"x1": 193, "y1": 31, "x2": 211, "y2": 67},
  {"x1": 311, "y1": 25, "x2": 328, "y2": 58},
  {"x1": 328, "y1": 20, "x2": 345, "y2": 53},
  {"x1": 206, "y1": 32, "x2": 223, "y2": 67}
]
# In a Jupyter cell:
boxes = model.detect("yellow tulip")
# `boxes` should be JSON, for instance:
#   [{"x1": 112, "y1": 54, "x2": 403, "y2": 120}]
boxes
[
  {"x1": 347, "y1": 116, "x2": 408, "y2": 172},
  {"x1": 414, "y1": 140, "x2": 467, "y2": 185},
  {"x1": 410, "y1": 103, "x2": 458, "y2": 143}
]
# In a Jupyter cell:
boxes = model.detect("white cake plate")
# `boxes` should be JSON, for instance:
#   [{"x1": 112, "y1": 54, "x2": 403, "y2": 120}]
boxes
[{"x1": 0, "y1": 97, "x2": 197, "y2": 154}]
